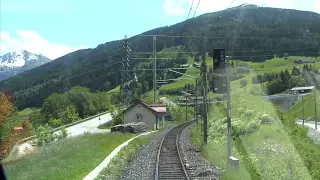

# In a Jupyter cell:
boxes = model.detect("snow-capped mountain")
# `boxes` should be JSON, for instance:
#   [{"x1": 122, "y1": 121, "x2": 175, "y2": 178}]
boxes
[{"x1": 0, "y1": 50, "x2": 51, "y2": 81}]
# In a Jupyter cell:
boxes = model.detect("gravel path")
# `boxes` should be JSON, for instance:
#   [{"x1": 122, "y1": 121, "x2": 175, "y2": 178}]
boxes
[
  {"x1": 296, "y1": 120, "x2": 320, "y2": 145},
  {"x1": 179, "y1": 123, "x2": 221, "y2": 180},
  {"x1": 307, "y1": 127, "x2": 320, "y2": 145},
  {"x1": 120, "y1": 128, "x2": 170, "y2": 180}
]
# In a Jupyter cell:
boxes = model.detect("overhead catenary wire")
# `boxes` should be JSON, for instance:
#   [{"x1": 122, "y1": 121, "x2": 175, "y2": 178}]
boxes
[
  {"x1": 137, "y1": 34, "x2": 320, "y2": 39},
  {"x1": 186, "y1": 0, "x2": 195, "y2": 20},
  {"x1": 130, "y1": 47, "x2": 318, "y2": 55},
  {"x1": 192, "y1": 0, "x2": 201, "y2": 18}
]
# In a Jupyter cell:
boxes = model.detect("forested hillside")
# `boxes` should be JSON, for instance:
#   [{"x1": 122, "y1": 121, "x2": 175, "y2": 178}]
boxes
[{"x1": 1, "y1": 4, "x2": 320, "y2": 109}]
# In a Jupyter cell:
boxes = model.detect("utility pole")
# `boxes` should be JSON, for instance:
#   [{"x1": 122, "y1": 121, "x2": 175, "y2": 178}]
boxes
[
  {"x1": 153, "y1": 35, "x2": 158, "y2": 130},
  {"x1": 302, "y1": 95, "x2": 305, "y2": 125},
  {"x1": 186, "y1": 95, "x2": 188, "y2": 122},
  {"x1": 226, "y1": 55, "x2": 232, "y2": 159},
  {"x1": 201, "y1": 34, "x2": 208, "y2": 144},
  {"x1": 195, "y1": 78, "x2": 198, "y2": 124},
  {"x1": 315, "y1": 90, "x2": 317, "y2": 129}
]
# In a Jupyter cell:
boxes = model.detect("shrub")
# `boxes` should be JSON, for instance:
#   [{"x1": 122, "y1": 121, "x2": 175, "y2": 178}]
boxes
[
  {"x1": 35, "y1": 124, "x2": 68, "y2": 146},
  {"x1": 61, "y1": 128, "x2": 69, "y2": 138},
  {"x1": 236, "y1": 67, "x2": 250, "y2": 74},
  {"x1": 22, "y1": 120, "x2": 33, "y2": 130},
  {"x1": 232, "y1": 118, "x2": 246, "y2": 137},
  {"x1": 240, "y1": 79, "x2": 248, "y2": 87},
  {"x1": 48, "y1": 118, "x2": 61, "y2": 128},
  {"x1": 35, "y1": 124, "x2": 56, "y2": 146},
  {"x1": 245, "y1": 120, "x2": 260, "y2": 134},
  {"x1": 244, "y1": 109, "x2": 254, "y2": 119},
  {"x1": 112, "y1": 114, "x2": 124, "y2": 126},
  {"x1": 259, "y1": 113, "x2": 274, "y2": 124},
  {"x1": 60, "y1": 105, "x2": 79, "y2": 125}
]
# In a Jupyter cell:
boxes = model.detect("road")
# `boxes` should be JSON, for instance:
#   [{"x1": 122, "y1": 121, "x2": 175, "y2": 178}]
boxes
[
  {"x1": 59, "y1": 113, "x2": 112, "y2": 137},
  {"x1": 16, "y1": 112, "x2": 112, "y2": 156}
]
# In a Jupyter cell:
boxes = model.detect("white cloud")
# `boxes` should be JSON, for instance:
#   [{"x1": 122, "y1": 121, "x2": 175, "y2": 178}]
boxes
[
  {"x1": 163, "y1": 0, "x2": 190, "y2": 16},
  {"x1": 0, "y1": 30, "x2": 86, "y2": 59},
  {"x1": 162, "y1": 0, "x2": 320, "y2": 16},
  {"x1": 313, "y1": 1, "x2": 320, "y2": 14}
]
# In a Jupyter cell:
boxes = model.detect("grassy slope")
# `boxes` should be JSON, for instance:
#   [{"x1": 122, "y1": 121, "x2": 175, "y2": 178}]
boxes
[
  {"x1": 191, "y1": 56, "x2": 320, "y2": 180},
  {"x1": 96, "y1": 133, "x2": 155, "y2": 180},
  {"x1": 289, "y1": 90, "x2": 320, "y2": 120},
  {"x1": 17, "y1": 108, "x2": 38, "y2": 121},
  {"x1": 3, "y1": 133, "x2": 135, "y2": 180},
  {"x1": 159, "y1": 57, "x2": 202, "y2": 90}
]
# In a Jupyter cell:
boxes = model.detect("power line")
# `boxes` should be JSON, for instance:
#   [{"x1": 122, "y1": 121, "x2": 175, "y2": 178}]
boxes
[
  {"x1": 138, "y1": 34, "x2": 320, "y2": 39},
  {"x1": 186, "y1": 0, "x2": 195, "y2": 20},
  {"x1": 131, "y1": 58, "x2": 187, "y2": 60},
  {"x1": 120, "y1": 68, "x2": 190, "y2": 71},
  {"x1": 131, "y1": 47, "x2": 318, "y2": 55},
  {"x1": 193, "y1": 0, "x2": 201, "y2": 18},
  {"x1": 227, "y1": 0, "x2": 237, "y2": 9}
]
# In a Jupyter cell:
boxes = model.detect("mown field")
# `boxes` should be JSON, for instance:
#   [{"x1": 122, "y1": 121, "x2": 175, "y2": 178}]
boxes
[{"x1": 3, "y1": 133, "x2": 135, "y2": 180}]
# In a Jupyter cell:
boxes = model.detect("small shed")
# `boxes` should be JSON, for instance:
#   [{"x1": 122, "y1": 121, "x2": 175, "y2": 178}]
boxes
[
  {"x1": 291, "y1": 86, "x2": 315, "y2": 94},
  {"x1": 123, "y1": 100, "x2": 168, "y2": 130}
]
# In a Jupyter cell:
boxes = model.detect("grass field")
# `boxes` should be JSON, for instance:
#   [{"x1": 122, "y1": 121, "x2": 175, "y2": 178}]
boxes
[
  {"x1": 98, "y1": 120, "x2": 113, "y2": 129},
  {"x1": 96, "y1": 133, "x2": 155, "y2": 180},
  {"x1": 3, "y1": 133, "x2": 135, "y2": 180},
  {"x1": 159, "y1": 57, "x2": 201, "y2": 90},
  {"x1": 191, "y1": 56, "x2": 320, "y2": 180},
  {"x1": 289, "y1": 90, "x2": 320, "y2": 120},
  {"x1": 17, "y1": 108, "x2": 38, "y2": 120}
]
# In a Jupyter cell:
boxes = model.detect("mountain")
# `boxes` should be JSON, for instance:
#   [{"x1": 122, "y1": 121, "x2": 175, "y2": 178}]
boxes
[
  {"x1": 1, "y1": 4, "x2": 320, "y2": 109},
  {"x1": 0, "y1": 50, "x2": 51, "y2": 81}
]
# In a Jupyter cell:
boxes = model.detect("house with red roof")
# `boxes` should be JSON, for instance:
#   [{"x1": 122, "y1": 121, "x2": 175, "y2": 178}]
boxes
[{"x1": 123, "y1": 99, "x2": 168, "y2": 130}]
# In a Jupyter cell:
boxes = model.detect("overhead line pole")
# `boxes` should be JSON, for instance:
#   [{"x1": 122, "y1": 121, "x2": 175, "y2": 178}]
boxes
[
  {"x1": 226, "y1": 55, "x2": 232, "y2": 159},
  {"x1": 153, "y1": 35, "x2": 158, "y2": 130},
  {"x1": 201, "y1": 34, "x2": 208, "y2": 144},
  {"x1": 195, "y1": 78, "x2": 198, "y2": 124}
]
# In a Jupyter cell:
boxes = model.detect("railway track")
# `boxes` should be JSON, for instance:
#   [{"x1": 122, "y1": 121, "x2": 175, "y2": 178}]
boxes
[{"x1": 155, "y1": 121, "x2": 195, "y2": 180}]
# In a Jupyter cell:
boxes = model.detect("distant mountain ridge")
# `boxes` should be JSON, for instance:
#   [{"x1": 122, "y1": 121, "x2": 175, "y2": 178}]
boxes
[
  {"x1": 0, "y1": 4, "x2": 320, "y2": 109},
  {"x1": 0, "y1": 50, "x2": 51, "y2": 81}
]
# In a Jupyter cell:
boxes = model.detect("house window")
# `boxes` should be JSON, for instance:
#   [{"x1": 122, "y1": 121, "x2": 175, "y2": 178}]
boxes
[{"x1": 136, "y1": 113, "x2": 142, "y2": 121}]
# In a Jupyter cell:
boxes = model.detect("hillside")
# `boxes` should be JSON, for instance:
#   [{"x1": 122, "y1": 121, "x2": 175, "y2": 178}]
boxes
[
  {"x1": 1, "y1": 4, "x2": 320, "y2": 109},
  {"x1": 0, "y1": 50, "x2": 51, "y2": 81}
]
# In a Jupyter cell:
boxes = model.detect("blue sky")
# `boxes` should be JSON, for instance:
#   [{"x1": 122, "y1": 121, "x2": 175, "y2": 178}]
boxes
[{"x1": 1, "y1": 0, "x2": 320, "y2": 59}]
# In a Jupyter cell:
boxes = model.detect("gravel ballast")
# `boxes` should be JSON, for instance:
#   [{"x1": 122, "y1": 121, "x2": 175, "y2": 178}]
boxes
[
  {"x1": 179, "y1": 123, "x2": 221, "y2": 180},
  {"x1": 305, "y1": 126, "x2": 320, "y2": 145},
  {"x1": 120, "y1": 129, "x2": 170, "y2": 180}
]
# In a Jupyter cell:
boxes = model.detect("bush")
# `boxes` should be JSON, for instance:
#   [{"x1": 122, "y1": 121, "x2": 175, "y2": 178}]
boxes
[
  {"x1": 112, "y1": 114, "x2": 124, "y2": 126},
  {"x1": 240, "y1": 79, "x2": 248, "y2": 87},
  {"x1": 259, "y1": 113, "x2": 274, "y2": 124},
  {"x1": 60, "y1": 105, "x2": 79, "y2": 125},
  {"x1": 35, "y1": 124, "x2": 68, "y2": 146},
  {"x1": 236, "y1": 67, "x2": 250, "y2": 74},
  {"x1": 61, "y1": 128, "x2": 69, "y2": 138},
  {"x1": 232, "y1": 118, "x2": 246, "y2": 137},
  {"x1": 245, "y1": 120, "x2": 260, "y2": 133},
  {"x1": 48, "y1": 118, "x2": 61, "y2": 128},
  {"x1": 22, "y1": 120, "x2": 33, "y2": 130},
  {"x1": 35, "y1": 124, "x2": 56, "y2": 146},
  {"x1": 244, "y1": 109, "x2": 254, "y2": 119}
]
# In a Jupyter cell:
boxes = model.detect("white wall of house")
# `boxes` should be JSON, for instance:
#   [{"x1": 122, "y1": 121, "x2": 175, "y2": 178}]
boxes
[{"x1": 124, "y1": 104, "x2": 157, "y2": 130}]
